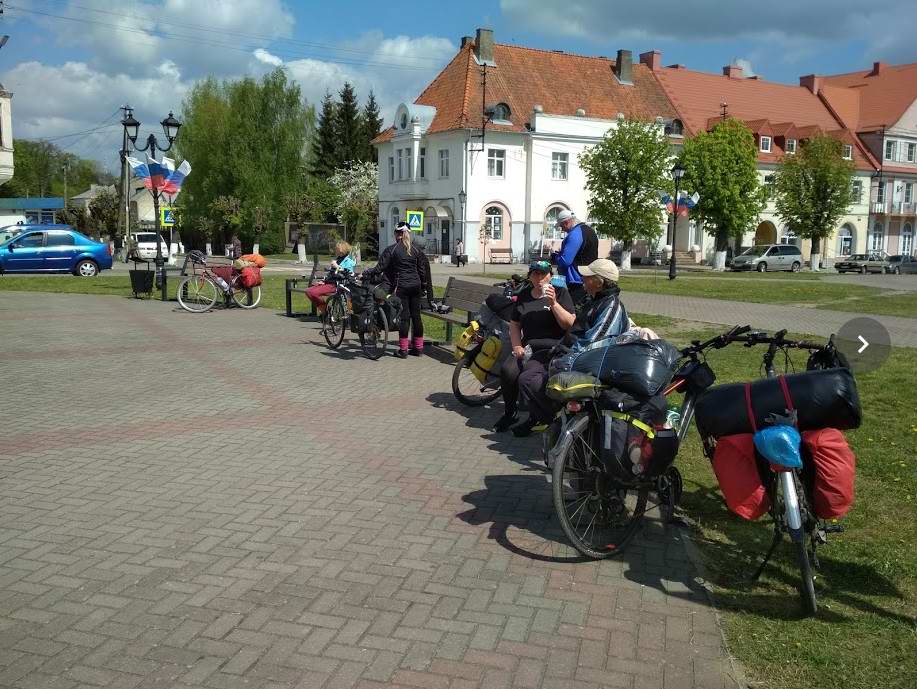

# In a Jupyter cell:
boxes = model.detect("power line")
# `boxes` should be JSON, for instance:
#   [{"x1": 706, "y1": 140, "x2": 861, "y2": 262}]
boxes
[{"x1": 43, "y1": 108, "x2": 122, "y2": 142}]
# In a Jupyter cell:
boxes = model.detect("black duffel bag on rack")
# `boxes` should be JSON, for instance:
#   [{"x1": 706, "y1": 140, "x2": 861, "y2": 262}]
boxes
[
  {"x1": 694, "y1": 367, "x2": 862, "y2": 440},
  {"x1": 569, "y1": 339, "x2": 681, "y2": 399}
]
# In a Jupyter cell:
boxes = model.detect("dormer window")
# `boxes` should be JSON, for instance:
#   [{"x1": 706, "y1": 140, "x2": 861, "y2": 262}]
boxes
[
  {"x1": 760, "y1": 136, "x2": 772, "y2": 153},
  {"x1": 664, "y1": 119, "x2": 684, "y2": 137},
  {"x1": 786, "y1": 139, "x2": 797, "y2": 154},
  {"x1": 843, "y1": 144, "x2": 853, "y2": 160},
  {"x1": 400, "y1": 113, "x2": 408, "y2": 130},
  {"x1": 487, "y1": 102, "x2": 512, "y2": 124}
]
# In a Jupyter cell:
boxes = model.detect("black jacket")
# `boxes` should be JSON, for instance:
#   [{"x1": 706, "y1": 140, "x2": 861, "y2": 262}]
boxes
[{"x1": 364, "y1": 242, "x2": 433, "y2": 296}]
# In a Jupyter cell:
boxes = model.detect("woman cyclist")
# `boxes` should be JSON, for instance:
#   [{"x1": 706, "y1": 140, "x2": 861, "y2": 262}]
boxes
[
  {"x1": 305, "y1": 241, "x2": 355, "y2": 319},
  {"x1": 363, "y1": 222, "x2": 433, "y2": 358}
]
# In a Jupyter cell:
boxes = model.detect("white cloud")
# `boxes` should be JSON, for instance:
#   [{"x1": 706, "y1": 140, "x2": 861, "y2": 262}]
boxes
[
  {"x1": 253, "y1": 49, "x2": 284, "y2": 68},
  {"x1": 734, "y1": 59, "x2": 757, "y2": 78}
]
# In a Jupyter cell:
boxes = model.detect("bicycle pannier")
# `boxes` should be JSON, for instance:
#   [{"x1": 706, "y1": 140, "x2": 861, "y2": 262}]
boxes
[
  {"x1": 349, "y1": 285, "x2": 373, "y2": 314},
  {"x1": 469, "y1": 336, "x2": 502, "y2": 383},
  {"x1": 240, "y1": 266, "x2": 262, "y2": 288},
  {"x1": 241, "y1": 253, "x2": 267, "y2": 268},
  {"x1": 570, "y1": 339, "x2": 680, "y2": 398},
  {"x1": 711, "y1": 434, "x2": 771, "y2": 520},
  {"x1": 455, "y1": 321, "x2": 481, "y2": 361},
  {"x1": 802, "y1": 428, "x2": 856, "y2": 519},
  {"x1": 211, "y1": 265, "x2": 234, "y2": 284},
  {"x1": 694, "y1": 368, "x2": 861, "y2": 439},
  {"x1": 597, "y1": 393, "x2": 667, "y2": 479}
]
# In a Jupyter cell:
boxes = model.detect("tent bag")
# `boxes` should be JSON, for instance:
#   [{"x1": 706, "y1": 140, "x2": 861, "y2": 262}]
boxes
[
  {"x1": 455, "y1": 321, "x2": 481, "y2": 361},
  {"x1": 240, "y1": 266, "x2": 262, "y2": 288},
  {"x1": 469, "y1": 336, "x2": 502, "y2": 383},
  {"x1": 570, "y1": 339, "x2": 680, "y2": 398},
  {"x1": 545, "y1": 372, "x2": 606, "y2": 401},
  {"x1": 711, "y1": 434, "x2": 772, "y2": 520},
  {"x1": 694, "y1": 368, "x2": 861, "y2": 439},
  {"x1": 241, "y1": 253, "x2": 267, "y2": 268},
  {"x1": 802, "y1": 428, "x2": 856, "y2": 519}
]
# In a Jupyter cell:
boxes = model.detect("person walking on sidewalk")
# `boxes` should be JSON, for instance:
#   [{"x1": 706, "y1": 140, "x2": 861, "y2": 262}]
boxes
[{"x1": 551, "y1": 209, "x2": 598, "y2": 306}]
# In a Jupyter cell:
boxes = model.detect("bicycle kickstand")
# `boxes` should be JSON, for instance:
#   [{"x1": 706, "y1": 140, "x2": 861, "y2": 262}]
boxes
[{"x1": 750, "y1": 527, "x2": 782, "y2": 582}]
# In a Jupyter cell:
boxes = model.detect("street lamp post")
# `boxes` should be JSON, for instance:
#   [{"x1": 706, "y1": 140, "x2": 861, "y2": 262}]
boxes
[
  {"x1": 120, "y1": 109, "x2": 182, "y2": 297},
  {"x1": 668, "y1": 161, "x2": 686, "y2": 280},
  {"x1": 458, "y1": 189, "x2": 466, "y2": 265}
]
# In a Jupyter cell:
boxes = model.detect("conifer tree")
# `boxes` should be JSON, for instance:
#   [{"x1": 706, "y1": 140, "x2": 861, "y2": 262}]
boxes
[
  {"x1": 311, "y1": 92, "x2": 338, "y2": 177},
  {"x1": 335, "y1": 82, "x2": 362, "y2": 166},
  {"x1": 360, "y1": 90, "x2": 384, "y2": 162}
]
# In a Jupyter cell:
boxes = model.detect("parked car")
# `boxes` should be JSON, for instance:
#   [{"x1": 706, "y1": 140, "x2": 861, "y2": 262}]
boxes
[
  {"x1": 0, "y1": 225, "x2": 113, "y2": 276},
  {"x1": 835, "y1": 253, "x2": 889, "y2": 274},
  {"x1": 730, "y1": 244, "x2": 803, "y2": 272},
  {"x1": 886, "y1": 254, "x2": 917, "y2": 275},
  {"x1": 127, "y1": 232, "x2": 170, "y2": 262}
]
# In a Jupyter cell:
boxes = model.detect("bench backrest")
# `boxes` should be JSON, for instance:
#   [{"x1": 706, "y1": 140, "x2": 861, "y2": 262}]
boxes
[{"x1": 444, "y1": 277, "x2": 502, "y2": 314}]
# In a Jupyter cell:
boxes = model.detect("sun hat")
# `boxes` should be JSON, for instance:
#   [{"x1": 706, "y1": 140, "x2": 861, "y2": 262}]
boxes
[
  {"x1": 578, "y1": 258, "x2": 620, "y2": 283},
  {"x1": 555, "y1": 209, "x2": 576, "y2": 226}
]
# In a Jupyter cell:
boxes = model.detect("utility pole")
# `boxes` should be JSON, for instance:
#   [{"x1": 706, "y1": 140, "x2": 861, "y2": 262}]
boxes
[
  {"x1": 62, "y1": 161, "x2": 70, "y2": 208},
  {"x1": 119, "y1": 104, "x2": 132, "y2": 244}
]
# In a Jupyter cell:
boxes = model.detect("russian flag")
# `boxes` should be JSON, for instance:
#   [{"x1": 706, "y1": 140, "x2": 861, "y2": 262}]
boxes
[
  {"x1": 161, "y1": 160, "x2": 191, "y2": 198},
  {"x1": 126, "y1": 156, "x2": 153, "y2": 190},
  {"x1": 677, "y1": 192, "x2": 700, "y2": 217}
]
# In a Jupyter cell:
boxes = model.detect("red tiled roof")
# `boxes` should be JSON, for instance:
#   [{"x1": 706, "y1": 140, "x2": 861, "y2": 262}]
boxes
[
  {"x1": 374, "y1": 41, "x2": 677, "y2": 144},
  {"x1": 821, "y1": 62, "x2": 917, "y2": 131}
]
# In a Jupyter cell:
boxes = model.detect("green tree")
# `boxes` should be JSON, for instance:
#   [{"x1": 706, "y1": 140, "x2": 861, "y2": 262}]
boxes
[
  {"x1": 1, "y1": 141, "x2": 113, "y2": 199},
  {"x1": 210, "y1": 195, "x2": 241, "y2": 247},
  {"x1": 335, "y1": 82, "x2": 362, "y2": 166},
  {"x1": 311, "y1": 92, "x2": 338, "y2": 177},
  {"x1": 578, "y1": 118, "x2": 670, "y2": 269},
  {"x1": 329, "y1": 162, "x2": 377, "y2": 246},
  {"x1": 680, "y1": 118, "x2": 765, "y2": 269},
  {"x1": 360, "y1": 90, "x2": 383, "y2": 163},
  {"x1": 774, "y1": 135, "x2": 856, "y2": 271},
  {"x1": 88, "y1": 189, "x2": 120, "y2": 237}
]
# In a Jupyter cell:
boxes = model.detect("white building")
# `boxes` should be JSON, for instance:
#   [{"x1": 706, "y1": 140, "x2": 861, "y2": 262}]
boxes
[
  {"x1": 373, "y1": 29, "x2": 680, "y2": 264},
  {"x1": 0, "y1": 82, "x2": 13, "y2": 187}
]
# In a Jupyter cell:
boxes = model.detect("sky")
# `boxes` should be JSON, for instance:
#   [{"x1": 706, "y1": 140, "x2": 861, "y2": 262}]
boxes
[{"x1": 1, "y1": 0, "x2": 915, "y2": 176}]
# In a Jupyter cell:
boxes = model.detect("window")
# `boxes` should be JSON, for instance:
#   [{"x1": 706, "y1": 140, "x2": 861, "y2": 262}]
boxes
[
  {"x1": 543, "y1": 206, "x2": 567, "y2": 240},
  {"x1": 419, "y1": 147, "x2": 426, "y2": 179},
  {"x1": 551, "y1": 152, "x2": 569, "y2": 181},
  {"x1": 388, "y1": 156, "x2": 395, "y2": 183},
  {"x1": 852, "y1": 180, "x2": 863, "y2": 203},
  {"x1": 764, "y1": 174, "x2": 776, "y2": 200},
  {"x1": 885, "y1": 140, "x2": 897, "y2": 160},
  {"x1": 786, "y1": 139, "x2": 797, "y2": 154},
  {"x1": 905, "y1": 183, "x2": 913, "y2": 204},
  {"x1": 871, "y1": 222, "x2": 885, "y2": 252},
  {"x1": 902, "y1": 223, "x2": 913, "y2": 255},
  {"x1": 664, "y1": 119, "x2": 684, "y2": 137},
  {"x1": 484, "y1": 206, "x2": 504, "y2": 240},
  {"x1": 781, "y1": 228, "x2": 799, "y2": 245},
  {"x1": 489, "y1": 103, "x2": 511, "y2": 122},
  {"x1": 760, "y1": 136, "x2": 772, "y2": 153},
  {"x1": 908, "y1": 143, "x2": 916, "y2": 163},
  {"x1": 877, "y1": 181, "x2": 886, "y2": 204},
  {"x1": 16, "y1": 232, "x2": 44, "y2": 248},
  {"x1": 40, "y1": 211, "x2": 55, "y2": 224},
  {"x1": 397, "y1": 149, "x2": 404, "y2": 180},
  {"x1": 46, "y1": 232, "x2": 75, "y2": 247},
  {"x1": 842, "y1": 144, "x2": 853, "y2": 160},
  {"x1": 391, "y1": 206, "x2": 400, "y2": 231},
  {"x1": 438, "y1": 149, "x2": 449, "y2": 178},
  {"x1": 406, "y1": 148, "x2": 413, "y2": 180},
  {"x1": 487, "y1": 149, "x2": 505, "y2": 178}
]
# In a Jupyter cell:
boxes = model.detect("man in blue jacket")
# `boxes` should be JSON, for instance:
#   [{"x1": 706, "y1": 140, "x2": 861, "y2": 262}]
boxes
[{"x1": 551, "y1": 209, "x2": 598, "y2": 305}]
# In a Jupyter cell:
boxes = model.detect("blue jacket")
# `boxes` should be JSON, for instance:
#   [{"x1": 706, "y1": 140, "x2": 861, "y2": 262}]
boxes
[
  {"x1": 555, "y1": 223, "x2": 585, "y2": 285},
  {"x1": 570, "y1": 287, "x2": 630, "y2": 353}
]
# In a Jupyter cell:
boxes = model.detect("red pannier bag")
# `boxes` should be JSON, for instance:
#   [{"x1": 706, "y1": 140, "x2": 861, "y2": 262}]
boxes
[
  {"x1": 802, "y1": 428, "x2": 856, "y2": 519},
  {"x1": 210, "y1": 265, "x2": 234, "y2": 284},
  {"x1": 240, "y1": 266, "x2": 262, "y2": 288},
  {"x1": 711, "y1": 434, "x2": 771, "y2": 520}
]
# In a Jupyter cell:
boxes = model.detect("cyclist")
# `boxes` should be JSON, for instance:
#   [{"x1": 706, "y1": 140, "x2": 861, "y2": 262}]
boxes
[
  {"x1": 306, "y1": 241, "x2": 356, "y2": 322},
  {"x1": 493, "y1": 260, "x2": 576, "y2": 436},
  {"x1": 363, "y1": 222, "x2": 434, "y2": 358}
]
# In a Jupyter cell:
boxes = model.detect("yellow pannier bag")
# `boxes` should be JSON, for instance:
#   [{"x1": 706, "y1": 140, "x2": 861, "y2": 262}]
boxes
[
  {"x1": 454, "y1": 320, "x2": 480, "y2": 361},
  {"x1": 469, "y1": 335, "x2": 502, "y2": 383}
]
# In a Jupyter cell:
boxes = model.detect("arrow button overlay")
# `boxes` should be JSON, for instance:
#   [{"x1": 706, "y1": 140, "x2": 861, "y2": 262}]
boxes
[{"x1": 837, "y1": 317, "x2": 891, "y2": 373}]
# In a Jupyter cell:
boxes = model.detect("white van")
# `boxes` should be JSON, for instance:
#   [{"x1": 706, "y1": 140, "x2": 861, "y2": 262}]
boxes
[{"x1": 127, "y1": 232, "x2": 171, "y2": 261}]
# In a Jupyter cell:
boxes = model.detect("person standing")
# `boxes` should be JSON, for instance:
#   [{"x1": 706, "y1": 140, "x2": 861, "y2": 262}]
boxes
[
  {"x1": 454, "y1": 239, "x2": 466, "y2": 267},
  {"x1": 551, "y1": 209, "x2": 598, "y2": 305},
  {"x1": 230, "y1": 233, "x2": 243, "y2": 260}
]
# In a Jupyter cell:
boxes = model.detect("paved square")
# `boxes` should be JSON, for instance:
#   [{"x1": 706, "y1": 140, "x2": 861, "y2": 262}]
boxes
[{"x1": 0, "y1": 293, "x2": 741, "y2": 689}]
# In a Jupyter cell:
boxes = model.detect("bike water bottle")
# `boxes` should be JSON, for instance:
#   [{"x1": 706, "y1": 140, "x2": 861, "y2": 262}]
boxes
[
  {"x1": 665, "y1": 402, "x2": 681, "y2": 430},
  {"x1": 213, "y1": 276, "x2": 230, "y2": 293}
]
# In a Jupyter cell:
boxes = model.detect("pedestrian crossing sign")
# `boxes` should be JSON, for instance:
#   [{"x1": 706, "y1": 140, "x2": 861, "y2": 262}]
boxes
[
  {"x1": 160, "y1": 207, "x2": 175, "y2": 226},
  {"x1": 406, "y1": 210, "x2": 424, "y2": 232}
]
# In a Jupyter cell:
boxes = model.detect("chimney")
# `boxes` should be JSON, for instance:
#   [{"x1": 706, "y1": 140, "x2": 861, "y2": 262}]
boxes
[
  {"x1": 799, "y1": 74, "x2": 821, "y2": 94},
  {"x1": 723, "y1": 64, "x2": 743, "y2": 79},
  {"x1": 639, "y1": 50, "x2": 662, "y2": 71},
  {"x1": 474, "y1": 28, "x2": 495, "y2": 66},
  {"x1": 460, "y1": 35, "x2": 474, "y2": 48},
  {"x1": 870, "y1": 61, "x2": 885, "y2": 76},
  {"x1": 614, "y1": 49, "x2": 633, "y2": 84}
]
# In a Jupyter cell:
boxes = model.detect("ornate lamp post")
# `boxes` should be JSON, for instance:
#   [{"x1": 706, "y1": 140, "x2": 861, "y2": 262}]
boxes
[
  {"x1": 121, "y1": 109, "x2": 182, "y2": 293},
  {"x1": 458, "y1": 189, "x2": 466, "y2": 263},
  {"x1": 668, "y1": 161, "x2": 686, "y2": 280}
]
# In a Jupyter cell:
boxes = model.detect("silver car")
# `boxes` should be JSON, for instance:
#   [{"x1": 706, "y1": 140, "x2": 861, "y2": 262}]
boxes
[{"x1": 731, "y1": 244, "x2": 804, "y2": 272}]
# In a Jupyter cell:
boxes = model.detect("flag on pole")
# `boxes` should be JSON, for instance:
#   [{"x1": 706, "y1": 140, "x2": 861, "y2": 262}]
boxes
[
  {"x1": 678, "y1": 192, "x2": 700, "y2": 217},
  {"x1": 127, "y1": 154, "x2": 191, "y2": 198}
]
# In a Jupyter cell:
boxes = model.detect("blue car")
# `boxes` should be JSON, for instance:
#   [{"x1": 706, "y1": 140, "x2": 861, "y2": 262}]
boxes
[{"x1": 0, "y1": 224, "x2": 114, "y2": 276}]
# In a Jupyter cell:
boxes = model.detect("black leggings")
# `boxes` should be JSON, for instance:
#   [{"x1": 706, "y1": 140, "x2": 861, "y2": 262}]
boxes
[
  {"x1": 396, "y1": 285, "x2": 424, "y2": 339},
  {"x1": 500, "y1": 350, "x2": 553, "y2": 419}
]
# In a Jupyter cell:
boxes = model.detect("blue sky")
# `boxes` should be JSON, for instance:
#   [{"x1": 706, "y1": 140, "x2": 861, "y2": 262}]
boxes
[{"x1": 1, "y1": 1, "x2": 914, "y2": 173}]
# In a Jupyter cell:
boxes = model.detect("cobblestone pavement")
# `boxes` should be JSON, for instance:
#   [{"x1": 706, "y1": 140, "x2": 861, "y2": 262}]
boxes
[{"x1": 0, "y1": 293, "x2": 742, "y2": 689}]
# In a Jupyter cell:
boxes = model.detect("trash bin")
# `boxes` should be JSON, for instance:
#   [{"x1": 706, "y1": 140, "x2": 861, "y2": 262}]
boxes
[{"x1": 129, "y1": 269, "x2": 154, "y2": 298}]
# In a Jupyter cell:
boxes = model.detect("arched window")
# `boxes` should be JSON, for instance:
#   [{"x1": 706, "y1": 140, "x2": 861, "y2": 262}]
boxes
[
  {"x1": 390, "y1": 206, "x2": 400, "y2": 235},
  {"x1": 489, "y1": 103, "x2": 511, "y2": 122},
  {"x1": 902, "y1": 223, "x2": 913, "y2": 256},
  {"x1": 665, "y1": 119, "x2": 684, "y2": 137},
  {"x1": 543, "y1": 205, "x2": 568, "y2": 241},
  {"x1": 871, "y1": 222, "x2": 885, "y2": 252},
  {"x1": 837, "y1": 225, "x2": 854, "y2": 256},
  {"x1": 484, "y1": 206, "x2": 504, "y2": 241}
]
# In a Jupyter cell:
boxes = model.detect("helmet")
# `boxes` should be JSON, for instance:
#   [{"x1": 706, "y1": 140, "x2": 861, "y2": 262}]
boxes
[{"x1": 188, "y1": 250, "x2": 207, "y2": 265}]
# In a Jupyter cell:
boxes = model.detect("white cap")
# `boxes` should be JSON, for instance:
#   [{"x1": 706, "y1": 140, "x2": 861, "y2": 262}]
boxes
[
  {"x1": 555, "y1": 209, "x2": 575, "y2": 226},
  {"x1": 579, "y1": 258, "x2": 620, "y2": 283}
]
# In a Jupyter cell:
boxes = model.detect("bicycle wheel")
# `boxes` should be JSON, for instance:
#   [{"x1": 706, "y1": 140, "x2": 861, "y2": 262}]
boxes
[
  {"x1": 359, "y1": 305, "x2": 389, "y2": 360},
  {"x1": 452, "y1": 353, "x2": 502, "y2": 406},
  {"x1": 323, "y1": 294, "x2": 347, "y2": 349},
  {"x1": 552, "y1": 416, "x2": 648, "y2": 559},
  {"x1": 231, "y1": 280, "x2": 262, "y2": 309},
  {"x1": 177, "y1": 275, "x2": 219, "y2": 313}
]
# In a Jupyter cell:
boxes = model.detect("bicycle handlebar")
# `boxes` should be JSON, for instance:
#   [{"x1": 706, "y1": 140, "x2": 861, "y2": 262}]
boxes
[
  {"x1": 734, "y1": 330, "x2": 826, "y2": 351},
  {"x1": 681, "y1": 324, "x2": 751, "y2": 356}
]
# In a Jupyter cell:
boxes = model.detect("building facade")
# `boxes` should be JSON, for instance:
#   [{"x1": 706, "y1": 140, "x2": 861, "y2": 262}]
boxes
[
  {"x1": 0, "y1": 197, "x2": 64, "y2": 226},
  {"x1": 0, "y1": 83, "x2": 13, "y2": 187}
]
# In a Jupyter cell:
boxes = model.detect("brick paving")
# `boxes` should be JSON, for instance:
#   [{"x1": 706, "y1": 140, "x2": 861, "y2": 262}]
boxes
[{"x1": 0, "y1": 292, "x2": 742, "y2": 689}]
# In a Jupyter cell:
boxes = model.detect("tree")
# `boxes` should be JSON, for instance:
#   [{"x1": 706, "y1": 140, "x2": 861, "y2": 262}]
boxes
[
  {"x1": 311, "y1": 92, "x2": 338, "y2": 177},
  {"x1": 1, "y1": 140, "x2": 113, "y2": 199},
  {"x1": 578, "y1": 118, "x2": 670, "y2": 270},
  {"x1": 89, "y1": 189, "x2": 120, "y2": 237},
  {"x1": 335, "y1": 82, "x2": 362, "y2": 167},
  {"x1": 210, "y1": 195, "x2": 241, "y2": 247},
  {"x1": 329, "y1": 162, "x2": 378, "y2": 246},
  {"x1": 360, "y1": 90, "x2": 383, "y2": 163},
  {"x1": 774, "y1": 135, "x2": 856, "y2": 271},
  {"x1": 680, "y1": 118, "x2": 765, "y2": 270}
]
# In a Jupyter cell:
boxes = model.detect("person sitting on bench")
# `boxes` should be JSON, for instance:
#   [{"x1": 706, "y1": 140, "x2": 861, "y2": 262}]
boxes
[{"x1": 305, "y1": 241, "x2": 355, "y2": 318}]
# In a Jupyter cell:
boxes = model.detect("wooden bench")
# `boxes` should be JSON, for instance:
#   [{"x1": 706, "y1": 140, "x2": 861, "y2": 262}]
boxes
[
  {"x1": 489, "y1": 247, "x2": 513, "y2": 264},
  {"x1": 285, "y1": 256, "x2": 321, "y2": 318},
  {"x1": 425, "y1": 277, "x2": 503, "y2": 345}
]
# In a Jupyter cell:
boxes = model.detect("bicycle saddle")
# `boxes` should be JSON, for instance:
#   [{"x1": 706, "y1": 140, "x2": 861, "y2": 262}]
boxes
[{"x1": 753, "y1": 425, "x2": 802, "y2": 469}]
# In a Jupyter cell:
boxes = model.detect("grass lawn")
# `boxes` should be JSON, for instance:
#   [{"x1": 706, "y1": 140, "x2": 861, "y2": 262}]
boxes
[
  {"x1": 818, "y1": 292, "x2": 917, "y2": 318},
  {"x1": 660, "y1": 326, "x2": 917, "y2": 689}
]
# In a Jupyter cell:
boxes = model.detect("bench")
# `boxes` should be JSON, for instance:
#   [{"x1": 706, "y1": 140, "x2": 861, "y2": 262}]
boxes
[
  {"x1": 488, "y1": 247, "x2": 513, "y2": 264},
  {"x1": 425, "y1": 277, "x2": 503, "y2": 345},
  {"x1": 284, "y1": 256, "x2": 321, "y2": 318}
]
